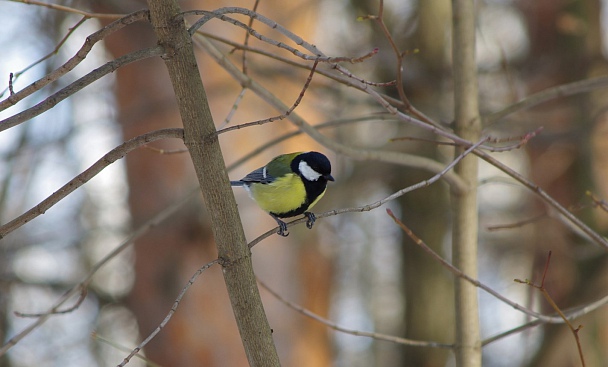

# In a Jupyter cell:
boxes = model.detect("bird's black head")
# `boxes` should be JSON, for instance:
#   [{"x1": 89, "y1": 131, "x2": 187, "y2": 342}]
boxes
[{"x1": 292, "y1": 151, "x2": 335, "y2": 183}]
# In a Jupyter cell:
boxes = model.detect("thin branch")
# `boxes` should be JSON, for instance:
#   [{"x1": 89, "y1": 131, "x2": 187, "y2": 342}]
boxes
[
  {"x1": 476, "y1": 150, "x2": 608, "y2": 250},
  {"x1": 8, "y1": 0, "x2": 125, "y2": 19},
  {"x1": 1, "y1": 9, "x2": 150, "y2": 110},
  {"x1": 359, "y1": 5, "x2": 438, "y2": 127},
  {"x1": 482, "y1": 321, "x2": 542, "y2": 346},
  {"x1": 484, "y1": 75, "x2": 608, "y2": 125},
  {"x1": 391, "y1": 127, "x2": 543, "y2": 153},
  {"x1": 218, "y1": 88, "x2": 247, "y2": 129},
  {"x1": 118, "y1": 259, "x2": 219, "y2": 367},
  {"x1": 92, "y1": 333, "x2": 163, "y2": 367},
  {"x1": 257, "y1": 278, "x2": 453, "y2": 349},
  {"x1": 241, "y1": 0, "x2": 259, "y2": 75},
  {"x1": 0, "y1": 128, "x2": 184, "y2": 240},
  {"x1": 386, "y1": 209, "x2": 606, "y2": 324},
  {"x1": 515, "y1": 252, "x2": 586, "y2": 367},
  {"x1": 15, "y1": 287, "x2": 88, "y2": 317},
  {"x1": 1, "y1": 16, "x2": 89, "y2": 97},
  {"x1": 216, "y1": 0, "x2": 259, "y2": 130},
  {"x1": 1, "y1": 187, "x2": 198, "y2": 357},
  {"x1": 463, "y1": 292, "x2": 608, "y2": 347},
  {"x1": 199, "y1": 29, "x2": 396, "y2": 88},
  {"x1": 188, "y1": 9, "x2": 377, "y2": 64},
  {"x1": 0, "y1": 46, "x2": 162, "y2": 132},
  {"x1": 486, "y1": 213, "x2": 546, "y2": 231},
  {"x1": 217, "y1": 59, "x2": 319, "y2": 135}
]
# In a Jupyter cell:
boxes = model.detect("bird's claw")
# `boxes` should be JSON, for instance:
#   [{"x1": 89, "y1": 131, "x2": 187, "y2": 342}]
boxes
[
  {"x1": 277, "y1": 221, "x2": 289, "y2": 237},
  {"x1": 304, "y1": 212, "x2": 316, "y2": 229}
]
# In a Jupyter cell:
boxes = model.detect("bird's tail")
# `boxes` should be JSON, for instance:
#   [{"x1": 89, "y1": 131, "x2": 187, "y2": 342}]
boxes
[{"x1": 230, "y1": 181, "x2": 246, "y2": 187}]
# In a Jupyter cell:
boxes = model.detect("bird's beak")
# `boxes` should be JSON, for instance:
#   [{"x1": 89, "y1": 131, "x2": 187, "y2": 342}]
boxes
[{"x1": 325, "y1": 174, "x2": 335, "y2": 182}]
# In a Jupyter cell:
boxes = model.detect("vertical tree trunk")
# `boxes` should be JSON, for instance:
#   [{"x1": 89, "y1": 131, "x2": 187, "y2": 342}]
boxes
[
  {"x1": 399, "y1": 2, "x2": 455, "y2": 365},
  {"x1": 146, "y1": 1, "x2": 280, "y2": 365},
  {"x1": 451, "y1": 1, "x2": 482, "y2": 366}
]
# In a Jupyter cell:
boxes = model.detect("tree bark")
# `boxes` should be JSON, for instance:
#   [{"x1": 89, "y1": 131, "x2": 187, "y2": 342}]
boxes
[
  {"x1": 146, "y1": 1, "x2": 280, "y2": 365},
  {"x1": 451, "y1": 1, "x2": 482, "y2": 366}
]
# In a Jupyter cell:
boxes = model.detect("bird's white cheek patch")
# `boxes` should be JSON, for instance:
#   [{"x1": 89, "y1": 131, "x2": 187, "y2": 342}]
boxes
[{"x1": 299, "y1": 161, "x2": 322, "y2": 181}]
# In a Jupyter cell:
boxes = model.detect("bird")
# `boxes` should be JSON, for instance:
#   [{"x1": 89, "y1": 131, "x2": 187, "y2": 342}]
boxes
[{"x1": 230, "y1": 151, "x2": 334, "y2": 236}]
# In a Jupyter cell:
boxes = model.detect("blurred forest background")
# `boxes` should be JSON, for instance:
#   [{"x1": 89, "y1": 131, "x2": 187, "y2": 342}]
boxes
[{"x1": 1, "y1": 0, "x2": 608, "y2": 366}]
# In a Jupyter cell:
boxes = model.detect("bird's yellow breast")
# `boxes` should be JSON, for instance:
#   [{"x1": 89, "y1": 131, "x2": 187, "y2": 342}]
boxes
[{"x1": 248, "y1": 173, "x2": 308, "y2": 215}]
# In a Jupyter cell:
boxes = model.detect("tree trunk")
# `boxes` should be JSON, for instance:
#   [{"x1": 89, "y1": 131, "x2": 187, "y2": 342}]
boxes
[
  {"x1": 451, "y1": 1, "x2": 482, "y2": 366},
  {"x1": 145, "y1": 1, "x2": 280, "y2": 365}
]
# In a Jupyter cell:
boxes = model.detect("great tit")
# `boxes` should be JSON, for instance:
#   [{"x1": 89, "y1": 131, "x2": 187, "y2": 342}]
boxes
[{"x1": 231, "y1": 151, "x2": 334, "y2": 236}]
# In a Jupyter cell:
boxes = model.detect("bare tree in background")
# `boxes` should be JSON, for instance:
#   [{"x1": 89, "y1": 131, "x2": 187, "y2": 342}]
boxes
[{"x1": 1, "y1": 1, "x2": 608, "y2": 367}]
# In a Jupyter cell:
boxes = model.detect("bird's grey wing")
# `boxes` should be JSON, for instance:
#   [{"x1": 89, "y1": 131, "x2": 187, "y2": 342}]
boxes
[{"x1": 239, "y1": 167, "x2": 275, "y2": 184}]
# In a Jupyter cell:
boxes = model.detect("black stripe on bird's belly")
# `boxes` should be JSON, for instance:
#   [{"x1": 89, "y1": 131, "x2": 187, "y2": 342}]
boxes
[{"x1": 271, "y1": 179, "x2": 328, "y2": 219}]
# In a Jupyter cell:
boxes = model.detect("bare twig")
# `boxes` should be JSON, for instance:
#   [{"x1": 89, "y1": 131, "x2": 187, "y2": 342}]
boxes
[
  {"x1": 391, "y1": 127, "x2": 543, "y2": 153},
  {"x1": 118, "y1": 259, "x2": 219, "y2": 367},
  {"x1": 188, "y1": 9, "x2": 378, "y2": 64},
  {"x1": 217, "y1": 59, "x2": 319, "y2": 135},
  {"x1": 216, "y1": 0, "x2": 259, "y2": 130},
  {"x1": 219, "y1": 88, "x2": 247, "y2": 129},
  {"x1": 1, "y1": 16, "x2": 88, "y2": 97},
  {"x1": 8, "y1": 0, "x2": 125, "y2": 19},
  {"x1": 476, "y1": 151, "x2": 608, "y2": 250},
  {"x1": 515, "y1": 252, "x2": 586, "y2": 367},
  {"x1": 482, "y1": 321, "x2": 542, "y2": 346},
  {"x1": 241, "y1": 0, "x2": 259, "y2": 75},
  {"x1": 0, "y1": 128, "x2": 184, "y2": 240},
  {"x1": 1, "y1": 188, "x2": 196, "y2": 356},
  {"x1": 359, "y1": 3, "x2": 438, "y2": 127},
  {"x1": 1, "y1": 10, "x2": 150, "y2": 110},
  {"x1": 195, "y1": 30, "x2": 396, "y2": 92},
  {"x1": 92, "y1": 333, "x2": 163, "y2": 367},
  {"x1": 484, "y1": 75, "x2": 608, "y2": 125},
  {"x1": 15, "y1": 287, "x2": 88, "y2": 317},
  {"x1": 0, "y1": 46, "x2": 162, "y2": 132},
  {"x1": 486, "y1": 213, "x2": 547, "y2": 231},
  {"x1": 386, "y1": 210, "x2": 603, "y2": 324},
  {"x1": 483, "y1": 127, "x2": 544, "y2": 152},
  {"x1": 258, "y1": 278, "x2": 453, "y2": 349}
]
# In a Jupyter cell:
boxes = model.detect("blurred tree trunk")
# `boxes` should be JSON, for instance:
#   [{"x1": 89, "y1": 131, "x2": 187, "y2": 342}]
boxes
[
  {"x1": 396, "y1": 2, "x2": 456, "y2": 366},
  {"x1": 341, "y1": 1, "x2": 458, "y2": 365}
]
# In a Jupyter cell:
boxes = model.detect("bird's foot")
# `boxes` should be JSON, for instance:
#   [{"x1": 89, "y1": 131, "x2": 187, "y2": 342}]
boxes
[
  {"x1": 304, "y1": 212, "x2": 316, "y2": 229},
  {"x1": 271, "y1": 214, "x2": 289, "y2": 237},
  {"x1": 277, "y1": 221, "x2": 289, "y2": 237}
]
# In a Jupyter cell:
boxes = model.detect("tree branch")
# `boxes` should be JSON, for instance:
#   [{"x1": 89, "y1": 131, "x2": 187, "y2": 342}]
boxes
[
  {"x1": 0, "y1": 128, "x2": 183, "y2": 239},
  {"x1": 0, "y1": 9, "x2": 149, "y2": 109},
  {"x1": 0, "y1": 46, "x2": 162, "y2": 133}
]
